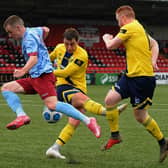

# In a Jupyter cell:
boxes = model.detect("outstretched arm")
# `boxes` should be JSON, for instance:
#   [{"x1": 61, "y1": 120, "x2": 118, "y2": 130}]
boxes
[
  {"x1": 54, "y1": 62, "x2": 81, "y2": 78},
  {"x1": 102, "y1": 33, "x2": 123, "y2": 50}
]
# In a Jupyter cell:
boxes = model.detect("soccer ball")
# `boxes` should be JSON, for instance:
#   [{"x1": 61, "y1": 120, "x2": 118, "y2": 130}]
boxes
[{"x1": 42, "y1": 106, "x2": 63, "y2": 123}]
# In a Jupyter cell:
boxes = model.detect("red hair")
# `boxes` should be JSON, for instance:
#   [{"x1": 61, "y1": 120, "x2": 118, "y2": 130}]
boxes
[{"x1": 116, "y1": 5, "x2": 135, "y2": 18}]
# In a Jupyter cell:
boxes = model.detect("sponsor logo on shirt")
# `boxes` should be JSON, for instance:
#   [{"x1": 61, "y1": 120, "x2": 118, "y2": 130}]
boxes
[
  {"x1": 120, "y1": 29, "x2": 127, "y2": 34},
  {"x1": 74, "y1": 59, "x2": 84, "y2": 66}
]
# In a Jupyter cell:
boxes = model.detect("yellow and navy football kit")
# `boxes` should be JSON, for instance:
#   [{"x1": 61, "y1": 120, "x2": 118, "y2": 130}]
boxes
[
  {"x1": 50, "y1": 43, "x2": 88, "y2": 103},
  {"x1": 115, "y1": 20, "x2": 156, "y2": 109},
  {"x1": 111, "y1": 20, "x2": 164, "y2": 144}
]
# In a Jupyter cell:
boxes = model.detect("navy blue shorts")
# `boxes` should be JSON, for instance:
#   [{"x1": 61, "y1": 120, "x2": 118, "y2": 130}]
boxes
[
  {"x1": 56, "y1": 84, "x2": 84, "y2": 104},
  {"x1": 114, "y1": 75, "x2": 156, "y2": 109}
]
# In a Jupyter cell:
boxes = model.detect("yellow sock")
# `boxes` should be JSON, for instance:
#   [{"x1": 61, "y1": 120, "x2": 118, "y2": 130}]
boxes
[
  {"x1": 143, "y1": 115, "x2": 163, "y2": 141},
  {"x1": 106, "y1": 106, "x2": 119, "y2": 132},
  {"x1": 83, "y1": 99, "x2": 105, "y2": 115},
  {"x1": 56, "y1": 123, "x2": 76, "y2": 146}
]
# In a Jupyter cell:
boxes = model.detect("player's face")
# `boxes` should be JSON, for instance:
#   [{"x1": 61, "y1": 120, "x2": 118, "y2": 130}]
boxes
[
  {"x1": 64, "y1": 38, "x2": 78, "y2": 54},
  {"x1": 5, "y1": 24, "x2": 22, "y2": 40},
  {"x1": 116, "y1": 14, "x2": 124, "y2": 27}
]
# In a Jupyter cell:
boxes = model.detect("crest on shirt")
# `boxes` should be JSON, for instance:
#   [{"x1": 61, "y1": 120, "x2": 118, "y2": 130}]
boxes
[
  {"x1": 74, "y1": 59, "x2": 84, "y2": 66},
  {"x1": 120, "y1": 29, "x2": 127, "y2": 34},
  {"x1": 135, "y1": 97, "x2": 140, "y2": 104}
]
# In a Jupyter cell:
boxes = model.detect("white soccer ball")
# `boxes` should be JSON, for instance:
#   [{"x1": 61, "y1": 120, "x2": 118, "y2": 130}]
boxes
[{"x1": 42, "y1": 106, "x2": 63, "y2": 123}]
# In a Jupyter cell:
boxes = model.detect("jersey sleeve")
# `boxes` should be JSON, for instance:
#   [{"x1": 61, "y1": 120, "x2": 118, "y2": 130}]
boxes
[
  {"x1": 116, "y1": 24, "x2": 132, "y2": 41},
  {"x1": 24, "y1": 34, "x2": 38, "y2": 56},
  {"x1": 37, "y1": 27, "x2": 43, "y2": 38}
]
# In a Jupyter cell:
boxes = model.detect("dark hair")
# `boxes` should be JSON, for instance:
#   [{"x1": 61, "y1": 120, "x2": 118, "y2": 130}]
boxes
[
  {"x1": 3, "y1": 15, "x2": 24, "y2": 29},
  {"x1": 63, "y1": 28, "x2": 79, "y2": 41}
]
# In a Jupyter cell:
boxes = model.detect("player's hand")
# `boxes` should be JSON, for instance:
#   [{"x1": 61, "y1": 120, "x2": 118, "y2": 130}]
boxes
[
  {"x1": 102, "y1": 34, "x2": 113, "y2": 42},
  {"x1": 13, "y1": 69, "x2": 26, "y2": 78},
  {"x1": 152, "y1": 61, "x2": 159, "y2": 71}
]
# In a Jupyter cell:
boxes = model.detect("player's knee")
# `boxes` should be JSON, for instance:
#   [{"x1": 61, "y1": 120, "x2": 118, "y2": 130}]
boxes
[
  {"x1": 71, "y1": 93, "x2": 87, "y2": 108},
  {"x1": 134, "y1": 112, "x2": 144, "y2": 123},
  {"x1": 45, "y1": 102, "x2": 56, "y2": 110},
  {"x1": 1, "y1": 84, "x2": 5, "y2": 91},
  {"x1": 135, "y1": 116, "x2": 144, "y2": 123},
  {"x1": 69, "y1": 118, "x2": 80, "y2": 127},
  {"x1": 72, "y1": 100, "x2": 83, "y2": 108},
  {"x1": 1, "y1": 83, "x2": 9, "y2": 91},
  {"x1": 105, "y1": 96, "x2": 112, "y2": 106},
  {"x1": 134, "y1": 109, "x2": 147, "y2": 123}
]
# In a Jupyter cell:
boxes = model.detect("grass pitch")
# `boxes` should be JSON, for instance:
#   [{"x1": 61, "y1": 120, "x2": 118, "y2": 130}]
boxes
[{"x1": 0, "y1": 85, "x2": 168, "y2": 168}]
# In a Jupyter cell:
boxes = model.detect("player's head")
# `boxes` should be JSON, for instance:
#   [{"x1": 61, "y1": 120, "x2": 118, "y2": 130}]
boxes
[
  {"x1": 3, "y1": 15, "x2": 25, "y2": 40},
  {"x1": 63, "y1": 28, "x2": 79, "y2": 53},
  {"x1": 115, "y1": 5, "x2": 135, "y2": 27}
]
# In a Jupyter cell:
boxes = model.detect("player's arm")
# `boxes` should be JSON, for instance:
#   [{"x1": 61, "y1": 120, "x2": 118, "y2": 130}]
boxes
[
  {"x1": 14, "y1": 54, "x2": 38, "y2": 78},
  {"x1": 22, "y1": 55, "x2": 38, "y2": 73},
  {"x1": 102, "y1": 34, "x2": 123, "y2": 49},
  {"x1": 42, "y1": 26, "x2": 50, "y2": 39},
  {"x1": 54, "y1": 58, "x2": 85, "y2": 78},
  {"x1": 14, "y1": 35, "x2": 39, "y2": 78},
  {"x1": 149, "y1": 35, "x2": 159, "y2": 70},
  {"x1": 49, "y1": 46, "x2": 58, "y2": 62}
]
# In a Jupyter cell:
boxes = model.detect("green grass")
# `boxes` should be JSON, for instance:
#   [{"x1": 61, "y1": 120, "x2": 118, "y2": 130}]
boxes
[{"x1": 0, "y1": 85, "x2": 168, "y2": 168}]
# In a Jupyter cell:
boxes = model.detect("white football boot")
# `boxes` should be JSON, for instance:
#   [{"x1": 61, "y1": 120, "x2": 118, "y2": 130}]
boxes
[{"x1": 46, "y1": 145, "x2": 66, "y2": 159}]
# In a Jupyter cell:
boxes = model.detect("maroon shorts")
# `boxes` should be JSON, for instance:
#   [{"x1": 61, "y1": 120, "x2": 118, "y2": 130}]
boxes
[{"x1": 16, "y1": 72, "x2": 57, "y2": 99}]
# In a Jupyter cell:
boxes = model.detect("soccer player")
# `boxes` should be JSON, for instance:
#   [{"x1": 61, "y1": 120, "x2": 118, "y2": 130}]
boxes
[
  {"x1": 45, "y1": 28, "x2": 128, "y2": 159},
  {"x1": 102, "y1": 5, "x2": 168, "y2": 162},
  {"x1": 1, "y1": 15, "x2": 101, "y2": 139}
]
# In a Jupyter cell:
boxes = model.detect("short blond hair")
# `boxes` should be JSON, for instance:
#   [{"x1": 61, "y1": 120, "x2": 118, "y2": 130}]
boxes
[
  {"x1": 116, "y1": 5, "x2": 135, "y2": 18},
  {"x1": 3, "y1": 15, "x2": 24, "y2": 29}
]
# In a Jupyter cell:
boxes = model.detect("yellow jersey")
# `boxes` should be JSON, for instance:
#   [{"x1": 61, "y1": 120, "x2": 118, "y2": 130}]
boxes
[
  {"x1": 50, "y1": 43, "x2": 88, "y2": 93},
  {"x1": 117, "y1": 20, "x2": 154, "y2": 77}
]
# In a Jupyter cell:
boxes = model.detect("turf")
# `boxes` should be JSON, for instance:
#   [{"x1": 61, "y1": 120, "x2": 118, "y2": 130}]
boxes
[{"x1": 0, "y1": 85, "x2": 168, "y2": 168}]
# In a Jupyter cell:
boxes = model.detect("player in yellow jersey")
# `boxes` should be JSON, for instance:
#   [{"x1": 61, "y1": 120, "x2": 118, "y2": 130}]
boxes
[
  {"x1": 45, "y1": 28, "x2": 127, "y2": 159},
  {"x1": 102, "y1": 5, "x2": 168, "y2": 162}
]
